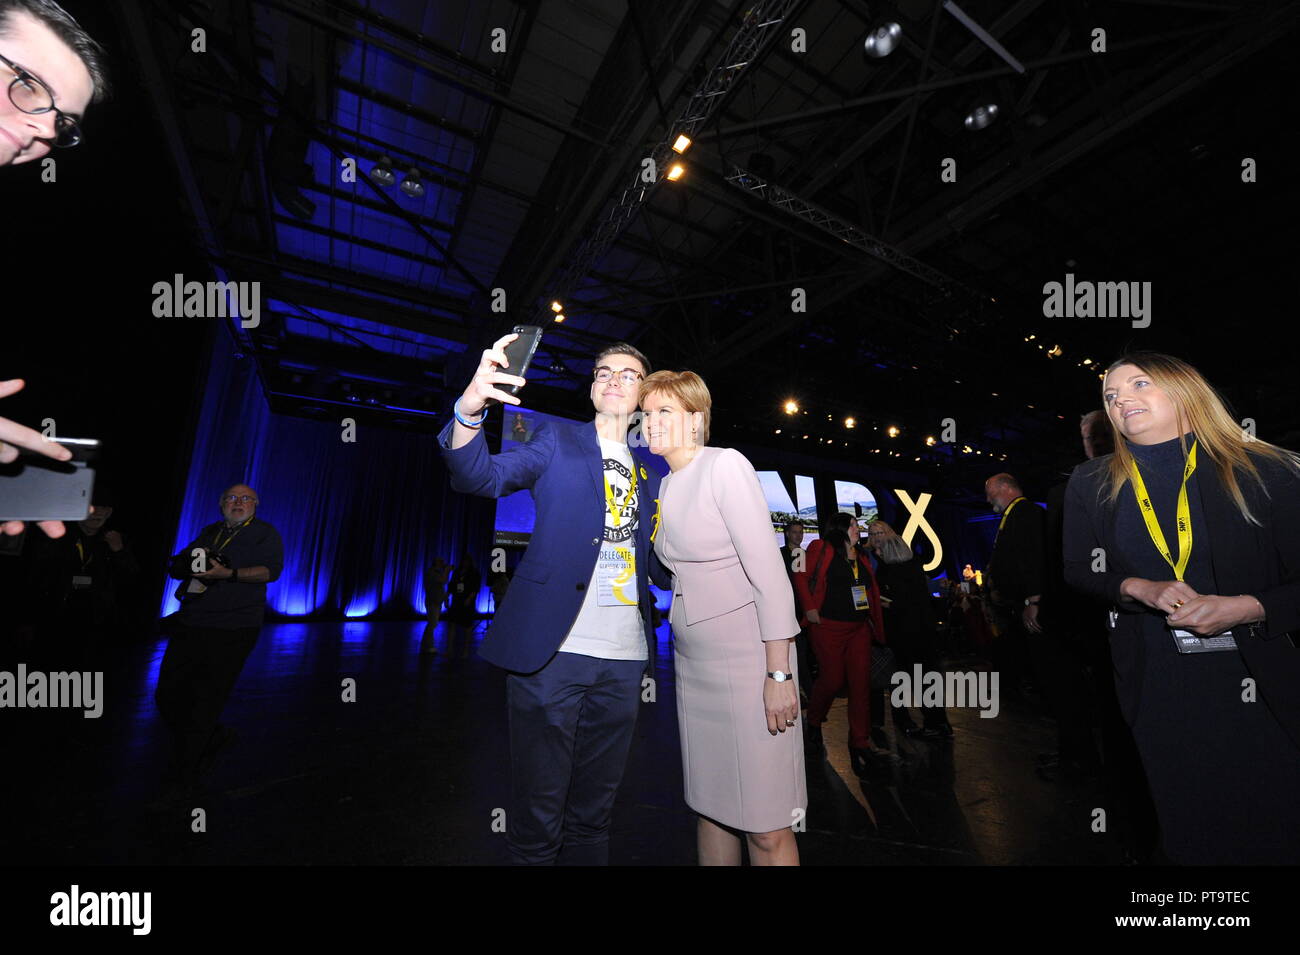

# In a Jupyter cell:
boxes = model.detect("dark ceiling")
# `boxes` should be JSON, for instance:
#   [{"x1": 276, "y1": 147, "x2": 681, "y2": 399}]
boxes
[{"x1": 107, "y1": 0, "x2": 1300, "y2": 500}]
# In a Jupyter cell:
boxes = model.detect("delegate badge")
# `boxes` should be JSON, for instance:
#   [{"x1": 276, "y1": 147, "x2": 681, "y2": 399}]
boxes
[
  {"x1": 597, "y1": 544, "x2": 639, "y2": 606},
  {"x1": 851, "y1": 585, "x2": 870, "y2": 610}
]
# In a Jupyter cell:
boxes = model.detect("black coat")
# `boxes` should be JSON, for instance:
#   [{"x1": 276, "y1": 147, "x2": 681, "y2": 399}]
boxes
[
  {"x1": 875, "y1": 555, "x2": 934, "y2": 636},
  {"x1": 987, "y1": 497, "x2": 1046, "y2": 608},
  {"x1": 1063, "y1": 451, "x2": 1300, "y2": 750}
]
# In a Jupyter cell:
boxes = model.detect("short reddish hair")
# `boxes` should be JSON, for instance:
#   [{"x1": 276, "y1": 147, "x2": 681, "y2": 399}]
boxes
[{"x1": 639, "y1": 370, "x2": 712, "y2": 445}]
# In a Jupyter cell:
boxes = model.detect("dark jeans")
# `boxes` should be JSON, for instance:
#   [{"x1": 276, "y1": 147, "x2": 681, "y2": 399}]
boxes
[
  {"x1": 505, "y1": 651, "x2": 645, "y2": 865},
  {"x1": 155, "y1": 623, "x2": 260, "y2": 782}
]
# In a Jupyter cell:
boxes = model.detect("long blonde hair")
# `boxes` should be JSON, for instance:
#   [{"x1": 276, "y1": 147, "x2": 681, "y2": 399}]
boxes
[{"x1": 1100, "y1": 352, "x2": 1300, "y2": 525}]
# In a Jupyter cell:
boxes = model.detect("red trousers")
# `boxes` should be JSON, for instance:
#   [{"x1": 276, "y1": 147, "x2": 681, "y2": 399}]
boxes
[{"x1": 806, "y1": 618, "x2": 872, "y2": 750}]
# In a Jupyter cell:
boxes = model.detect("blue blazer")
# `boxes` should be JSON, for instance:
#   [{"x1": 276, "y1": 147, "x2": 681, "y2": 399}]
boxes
[{"x1": 438, "y1": 415, "x2": 670, "y2": 674}]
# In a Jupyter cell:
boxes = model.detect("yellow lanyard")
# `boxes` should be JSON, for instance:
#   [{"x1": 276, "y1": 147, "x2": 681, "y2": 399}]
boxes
[
  {"x1": 213, "y1": 516, "x2": 253, "y2": 552},
  {"x1": 75, "y1": 537, "x2": 91, "y2": 570},
  {"x1": 848, "y1": 554, "x2": 860, "y2": 581},
  {"x1": 996, "y1": 496, "x2": 1027, "y2": 535},
  {"x1": 1128, "y1": 440, "x2": 1198, "y2": 581},
  {"x1": 603, "y1": 468, "x2": 637, "y2": 528}
]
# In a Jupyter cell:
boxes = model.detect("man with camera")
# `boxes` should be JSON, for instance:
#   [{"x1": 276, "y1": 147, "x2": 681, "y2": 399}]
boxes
[{"x1": 153, "y1": 483, "x2": 283, "y2": 809}]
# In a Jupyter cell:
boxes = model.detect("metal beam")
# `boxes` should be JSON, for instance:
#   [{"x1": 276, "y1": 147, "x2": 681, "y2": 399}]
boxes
[
  {"x1": 701, "y1": 4, "x2": 1292, "y2": 371},
  {"x1": 532, "y1": 0, "x2": 803, "y2": 323},
  {"x1": 256, "y1": 0, "x2": 610, "y2": 147}
]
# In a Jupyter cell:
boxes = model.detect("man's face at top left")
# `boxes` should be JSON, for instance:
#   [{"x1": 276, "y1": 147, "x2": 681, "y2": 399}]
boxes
[{"x1": 0, "y1": 9, "x2": 94, "y2": 167}]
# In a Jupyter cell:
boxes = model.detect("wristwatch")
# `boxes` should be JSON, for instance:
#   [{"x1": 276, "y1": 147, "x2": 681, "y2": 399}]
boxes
[{"x1": 767, "y1": 671, "x2": 793, "y2": 682}]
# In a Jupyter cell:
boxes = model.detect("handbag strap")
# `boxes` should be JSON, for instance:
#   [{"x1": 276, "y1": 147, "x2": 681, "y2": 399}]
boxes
[{"x1": 808, "y1": 541, "x2": 834, "y2": 595}]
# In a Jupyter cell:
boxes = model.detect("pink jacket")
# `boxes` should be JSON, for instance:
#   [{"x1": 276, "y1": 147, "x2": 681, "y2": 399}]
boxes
[{"x1": 655, "y1": 446, "x2": 800, "y2": 640}]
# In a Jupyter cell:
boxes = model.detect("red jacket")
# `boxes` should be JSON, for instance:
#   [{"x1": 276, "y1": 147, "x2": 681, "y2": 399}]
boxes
[{"x1": 793, "y1": 539, "x2": 886, "y2": 641}]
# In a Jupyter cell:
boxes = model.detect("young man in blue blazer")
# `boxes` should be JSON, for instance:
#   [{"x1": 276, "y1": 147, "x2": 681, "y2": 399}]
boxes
[{"x1": 439, "y1": 333, "x2": 669, "y2": 865}]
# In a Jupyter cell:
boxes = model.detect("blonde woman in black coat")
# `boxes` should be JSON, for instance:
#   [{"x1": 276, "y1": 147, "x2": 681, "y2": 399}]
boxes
[{"x1": 1063, "y1": 352, "x2": 1300, "y2": 864}]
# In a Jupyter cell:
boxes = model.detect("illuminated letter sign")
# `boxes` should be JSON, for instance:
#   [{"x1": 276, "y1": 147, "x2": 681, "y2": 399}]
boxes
[
  {"x1": 894, "y1": 489, "x2": 944, "y2": 571},
  {"x1": 757, "y1": 472, "x2": 817, "y2": 542}
]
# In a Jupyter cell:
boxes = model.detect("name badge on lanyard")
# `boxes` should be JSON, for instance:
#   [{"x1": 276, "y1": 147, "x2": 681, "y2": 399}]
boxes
[
  {"x1": 598, "y1": 546, "x2": 638, "y2": 606},
  {"x1": 1170, "y1": 628, "x2": 1238, "y2": 653},
  {"x1": 598, "y1": 465, "x2": 639, "y2": 607},
  {"x1": 848, "y1": 559, "x2": 870, "y2": 610},
  {"x1": 1129, "y1": 441, "x2": 1231, "y2": 652}
]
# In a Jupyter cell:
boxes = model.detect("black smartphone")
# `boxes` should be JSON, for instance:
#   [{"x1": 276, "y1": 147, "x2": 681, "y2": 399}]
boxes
[
  {"x1": 496, "y1": 325, "x2": 542, "y2": 399},
  {"x1": 0, "y1": 437, "x2": 100, "y2": 522}
]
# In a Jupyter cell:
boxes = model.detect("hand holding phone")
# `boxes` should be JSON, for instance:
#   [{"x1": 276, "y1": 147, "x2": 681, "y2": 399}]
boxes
[
  {"x1": 459, "y1": 326, "x2": 542, "y2": 416},
  {"x1": 1, "y1": 378, "x2": 86, "y2": 538}
]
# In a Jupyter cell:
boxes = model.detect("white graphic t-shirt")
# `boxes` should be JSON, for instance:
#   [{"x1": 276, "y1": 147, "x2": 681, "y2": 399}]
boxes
[{"x1": 557, "y1": 436, "x2": 647, "y2": 660}]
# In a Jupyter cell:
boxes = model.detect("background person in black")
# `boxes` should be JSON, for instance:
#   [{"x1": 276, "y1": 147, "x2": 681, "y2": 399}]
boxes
[
  {"x1": 18, "y1": 484, "x2": 139, "y2": 670},
  {"x1": 1064, "y1": 352, "x2": 1300, "y2": 864},
  {"x1": 983, "y1": 473, "x2": 1045, "y2": 704},
  {"x1": 1046, "y1": 411, "x2": 1156, "y2": 852},
  {"x1": 154, "y1": 483, "x2": 283, "y2": 809},
  {"x1": 867, "y1": 520, "x2": 952, "y2": 740},
  {"x1": 420, "y1": 555, "x2": 450, "y2": 656},
  {"x1": 778, "y1": 520, "x2": 816, "y2": 702},
  {"x1": 443, "y1": 552, "x2": 479, "y2": 660}
]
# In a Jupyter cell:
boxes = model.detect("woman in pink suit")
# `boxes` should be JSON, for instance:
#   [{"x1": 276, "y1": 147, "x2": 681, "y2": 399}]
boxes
[{"x1": 639, "y1": 370, "x2": 805, "y2": 866}]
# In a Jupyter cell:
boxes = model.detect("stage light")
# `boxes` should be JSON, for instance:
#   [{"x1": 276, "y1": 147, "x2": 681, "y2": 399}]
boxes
[
  {"x1": 554, "y1": 313, "x2": 566, "y2": 322},
  {"x1": 551, "y1": 301, "x2": 563, "y2": 312},
  {"x1": 864, "y1": 22, "x2": 902, "y2": 58},
  {"x1": 774, "y1": 429, "x2": 781, "y2": 434},
  {"x1": 672, "y1": 134, "x2": 692, "y2": 154},
  {"x1": 1082, "y1": 358, "x2": 1093, "y2": 366},
  {"x1": 887, "y1": 426, "x2": 900, "y2": 438},
  {"x1": 845, "y1": 417, "x2": 856, "y2": 429},
  {"x1": 964, "y1": 102, "x2": 999, "y2": 131},
  {"x1": 1047, "y1": 344, "x2": 1063, "y2": 358},
  {"x1": 399, "y1": 168, "x2": 425, "y2": 198},
  {"x1": 925, "y1": 436, "x2": 936, "y2": 446},
  {"x1": 784, "y1": 400, "x2": 799, "y2": 415},
  {"x1": 666, "y1": 163, "x2": 686, "y2": 182},
  {"x1": 369, "y1": 156, "x2": 397, "y2": 186}
]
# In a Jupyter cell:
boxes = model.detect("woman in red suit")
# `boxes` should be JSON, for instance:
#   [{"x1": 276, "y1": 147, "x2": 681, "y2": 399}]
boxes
[{"x1": 796, "y1": 512, "x2": 895, "y2": 775}]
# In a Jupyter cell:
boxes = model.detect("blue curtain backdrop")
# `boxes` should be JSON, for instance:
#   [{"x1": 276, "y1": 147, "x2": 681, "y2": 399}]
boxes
[{"x1": 160, "y1": 329, "x2": 495, "y2": 620}]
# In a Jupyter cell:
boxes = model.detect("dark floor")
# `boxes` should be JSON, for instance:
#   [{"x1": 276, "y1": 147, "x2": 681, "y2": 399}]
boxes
[{"x1": 1, "y1": 619, "x2": 1131, "y2": 865}]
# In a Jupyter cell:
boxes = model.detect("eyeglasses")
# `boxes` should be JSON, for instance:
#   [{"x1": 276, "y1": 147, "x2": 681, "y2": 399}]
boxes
[
  {"x1": 0, "y1": 51, "x2": 83, "y2": 148},
  {"x1": 222, "y1": 495, "x2": 257, "y2": 504},
  {"x1": 593, "y1": 367, "x2": 643, "y2": 387}
]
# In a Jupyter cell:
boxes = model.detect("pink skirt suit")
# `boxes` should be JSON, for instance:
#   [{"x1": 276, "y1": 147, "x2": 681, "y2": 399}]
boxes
[{"x1": 653, "y1": 446, "x2": 806, "y2": 833}]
